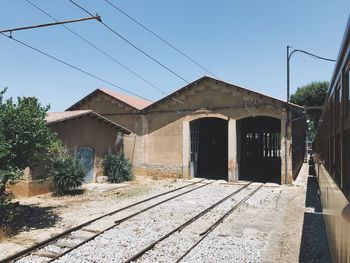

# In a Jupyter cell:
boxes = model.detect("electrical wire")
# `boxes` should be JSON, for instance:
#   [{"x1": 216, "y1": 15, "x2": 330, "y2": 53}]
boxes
[
  {"x1": 103, "y1": 0, "x2": 221, "y2": 80},
  {"x1": 68, "y1": 0, "x2": 190, "y2": 84},
  {"x1": 0, "y1": 32, "x2": 151, "y2": 101},
  {"x1": 24, "y1": 0, "x2": 168, "y2": 96}
]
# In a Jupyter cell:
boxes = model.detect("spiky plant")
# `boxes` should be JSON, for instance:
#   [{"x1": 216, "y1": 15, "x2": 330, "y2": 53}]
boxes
[
  {"x1": 102, "y1": 152, "x2": 133, "y2": 183},
  {"x1": 50, "y1": 156, "x2": 85, "y2": 195}
]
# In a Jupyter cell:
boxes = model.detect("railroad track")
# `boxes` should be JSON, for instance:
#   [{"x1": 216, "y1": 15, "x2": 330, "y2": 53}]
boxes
[
  {"x1": 124, "y1": 183, "x2": 264, "y2": 263},
  {"x1": 0, "y1": 179, "x2": 210, "y2": 263}
]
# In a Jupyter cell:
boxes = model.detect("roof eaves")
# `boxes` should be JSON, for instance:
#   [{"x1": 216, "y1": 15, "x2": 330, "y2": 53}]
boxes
[
  {"x1": 47, "y1": 111, "x2": 131, "y2": 134},
  {"x1": 46, "y1": 110, "x2": 92, "y2": 124},
  {"x1": 142, "y1": 76, "x2": 303, "y2": 111}
]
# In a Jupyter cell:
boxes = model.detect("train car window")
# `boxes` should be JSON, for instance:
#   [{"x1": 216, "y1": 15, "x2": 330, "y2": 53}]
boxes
[
  {"x1": 348, "y1": 69, "x2": 350, "y2": 119},
  {"x1": 336, "y1": 84, "x2": 342, "y2": 125},
  {"x1": 345, "y1": 130, "x2": 350, "y2": 195},
  {"x1": 331, "y1": 94, "x2": 335, "y2": 133},
  {"x1": 335, "y1": 135, "x2": 341, "y2": 184},
  {"x1": 330, "y1": 136, "x2": 334, "y2": 175}
]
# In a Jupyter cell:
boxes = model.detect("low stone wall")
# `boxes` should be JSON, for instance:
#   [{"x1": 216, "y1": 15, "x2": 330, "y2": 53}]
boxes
[
  {"x1": 134, "y1": 163, "x2": 183, "y2": 179},
  {"x1": 7, "y1": 179, "x2": 54, "y2": 197}
]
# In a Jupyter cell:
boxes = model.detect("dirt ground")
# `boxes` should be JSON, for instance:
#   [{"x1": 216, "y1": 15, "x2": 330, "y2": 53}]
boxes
[
  {"x1": 0, "y1": 163, "x2": 330, "y2": 262},
  {"x1": 0, "y1": 176, "x2": 187, "y2": 260}
]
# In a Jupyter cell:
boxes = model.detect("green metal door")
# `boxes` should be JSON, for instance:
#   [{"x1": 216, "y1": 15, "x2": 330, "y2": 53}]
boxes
[{"x1": 76, "y1": 147, "x2": 94, "y2": 183}]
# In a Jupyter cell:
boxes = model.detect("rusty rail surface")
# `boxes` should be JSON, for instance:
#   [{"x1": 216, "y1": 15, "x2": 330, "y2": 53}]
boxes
[{"x1": 0, "y1": 179, "x2": 207, "y2": 263}]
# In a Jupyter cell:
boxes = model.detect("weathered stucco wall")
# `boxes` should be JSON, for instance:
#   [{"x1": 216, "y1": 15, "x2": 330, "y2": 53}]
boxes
[
  {"x1": 49, "y1": 115, "x2": 122, "y2": 180},
  {"x1": 71, "y1": 91, "x2": 142, "y2": 133},
  {"x1": 69, "y1": 91, "x2": 144, "y2": 171}
]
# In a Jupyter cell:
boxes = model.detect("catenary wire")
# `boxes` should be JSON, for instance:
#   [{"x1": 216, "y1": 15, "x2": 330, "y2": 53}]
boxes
[
  {"x1": 68, "y1": 0, "x2": 190, "y2": 84},
  {"x1": 103, "y1": 0, "x2": 221, "y2": 80},
  {"x1": 0, "y1": 32, "x2": 151, "y2": 101},
  {"x1": 24, "y1": 0, "x2": 168, "y2": 96}
]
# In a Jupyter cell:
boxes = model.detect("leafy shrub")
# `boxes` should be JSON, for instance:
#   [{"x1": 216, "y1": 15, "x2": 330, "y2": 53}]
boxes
[
  {"x1": 102, "y1": 152, "x2": 133, "y2": 183},
  {"x1": 49, "y1": 155, "x2": 86, "y2": 195}
]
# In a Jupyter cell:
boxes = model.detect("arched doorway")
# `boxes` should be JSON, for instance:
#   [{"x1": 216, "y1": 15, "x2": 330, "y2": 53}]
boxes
[
  {"x1": 190, "y1": 118, "x2": 228, "y2": 180},
  {"x1": 237, "y1": 116, "x2": 281, "y2": 183},
  {"x1": 76, "y1": 147, "x2": 95, "y2": 183}
]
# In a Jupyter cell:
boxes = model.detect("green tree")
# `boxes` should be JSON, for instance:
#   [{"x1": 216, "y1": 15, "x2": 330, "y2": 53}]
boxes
[
  {"x1": 0, "y1": 88, "x2": 57, "y2": 204},
  {"x1": 290, "y1": 81, "x2": 329, "y2": 141}
]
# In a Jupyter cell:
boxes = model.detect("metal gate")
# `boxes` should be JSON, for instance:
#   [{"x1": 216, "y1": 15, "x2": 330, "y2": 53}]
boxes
[{"x1": 239, "y1": 117, "x2": 281, "y2": 183}]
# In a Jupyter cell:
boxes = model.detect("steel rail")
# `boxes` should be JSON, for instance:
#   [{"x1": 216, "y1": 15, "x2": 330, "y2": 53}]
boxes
[
  {"x1": 123, "y1": 182, "x2": 253, "y2": 263},
  {"x1": 46, "y1": 181, "x2": 213, "y2": 262},
  {"x1": 175, "y1": 184, "x2": 264, "y2": 263},
  {"x1": 0, "y1": 179, "x2": 205, "y2": 263}
]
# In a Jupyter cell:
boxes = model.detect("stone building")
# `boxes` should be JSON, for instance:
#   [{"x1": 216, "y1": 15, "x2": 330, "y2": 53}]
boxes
[
  {"x1": 69, "y1": 76, "x2": 305, "y2": 184},
  {"x1": 46, "y1": 110, "x2": 131, "y2": 183},
  {"x1": 9, "y1": 110, "x2": 131, "y2": 197}
]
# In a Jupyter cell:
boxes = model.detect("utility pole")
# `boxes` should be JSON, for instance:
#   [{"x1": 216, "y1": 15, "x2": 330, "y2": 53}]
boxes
[
  {"x1": 286, "y1": 45, "x2": 335, "y2": 184},
  {"x1": 0, "y1": 16, "x2": 101, "y2": 35}
]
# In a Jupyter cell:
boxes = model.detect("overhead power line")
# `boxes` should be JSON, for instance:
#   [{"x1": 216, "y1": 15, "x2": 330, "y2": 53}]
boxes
[
  {"x1": 68, "y1": 0, "x2": 190, "y2": 84},
  {"x1": 24, "y1": 0, "x2": 168, "y2": 96},
  {"x1": 0, "y1": 16, "x2": 100, "y2": 34},
  {"x1": 0, "y1": 32, "x2": 151, "y2": 101},
  {"x1": 103, "y1": 0, "x2": 221, "y2": 80}
]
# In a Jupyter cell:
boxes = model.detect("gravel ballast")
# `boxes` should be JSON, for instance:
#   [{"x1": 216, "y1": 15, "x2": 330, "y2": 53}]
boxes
[
  {"x1": 9, "y1": 165, "x2": 317, "y2": 263},
  {"x1": 54, "y1": 182, "x2": 245, "y2": 263}
]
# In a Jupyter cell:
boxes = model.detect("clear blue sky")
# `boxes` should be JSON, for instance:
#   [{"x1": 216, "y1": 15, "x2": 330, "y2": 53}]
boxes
[{"x1": 1, "y1": 1, "x2": 349, "y2": 111}]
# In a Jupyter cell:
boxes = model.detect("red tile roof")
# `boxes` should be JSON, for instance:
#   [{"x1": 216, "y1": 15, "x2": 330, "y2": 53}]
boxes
[
  {"x1": 46, "y1": 110, "x2": 91, "y2": 123},
  {"x1": 99, "y1": 88, "x2": 153, "y2": 110}
]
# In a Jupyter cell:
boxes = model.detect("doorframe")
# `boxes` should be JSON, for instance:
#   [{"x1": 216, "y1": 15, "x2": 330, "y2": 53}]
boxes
[
  {"x1": 76, "y1": 146, "x2": 95, "y2": 183},
  {"x1": 183, "y1": 113, "x2": 237, "y2": 181},
  {"x1": 236, "y1": 116, "x2": 283, "y2": 183}
]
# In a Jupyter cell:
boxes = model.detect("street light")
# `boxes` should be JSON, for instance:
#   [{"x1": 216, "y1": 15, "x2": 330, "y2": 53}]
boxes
[
  {"x1": 287, "y1": 45, "x2": 336, "y2": 103},
  {"x1": 285, "y1": 45, "x2": 336, "y2": 184}
]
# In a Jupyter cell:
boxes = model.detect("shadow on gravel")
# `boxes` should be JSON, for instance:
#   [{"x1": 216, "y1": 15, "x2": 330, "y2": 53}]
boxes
[
  {"x1": 298, "y1": 165, "x2": 331, "y2": 263},
  {"x1": 0, "y1": 203, "x2": 60, "y2": 238}
]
